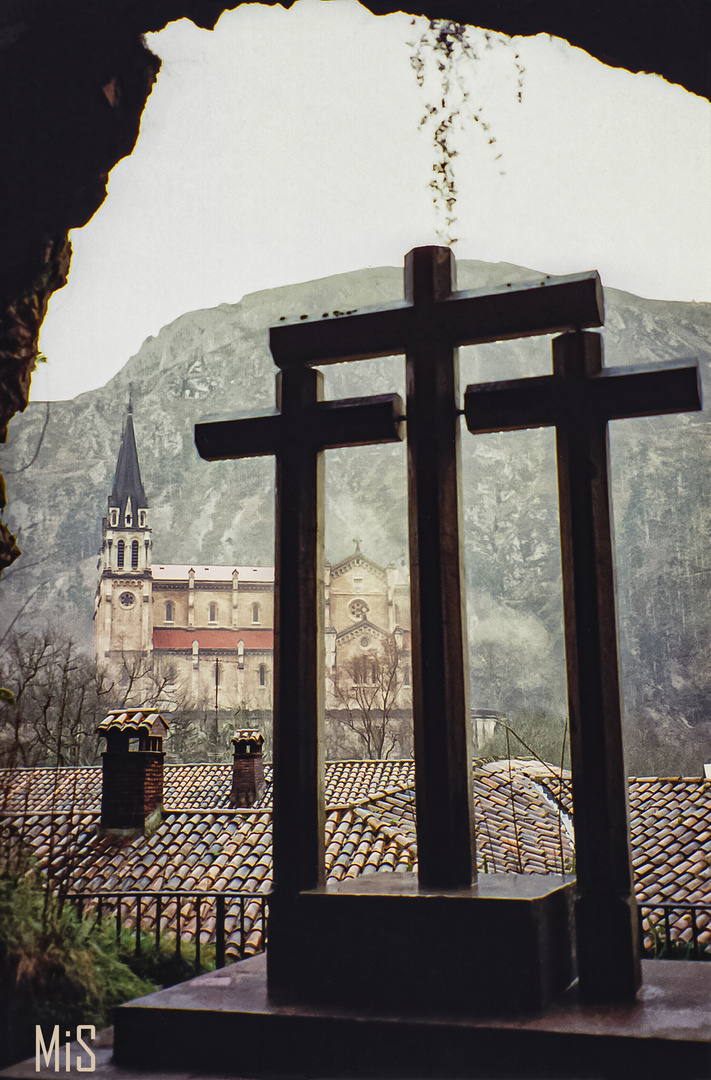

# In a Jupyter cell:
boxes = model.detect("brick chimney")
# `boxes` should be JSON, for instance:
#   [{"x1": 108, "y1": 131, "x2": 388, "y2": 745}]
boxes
[
  {"x1": 98, "y1": 710, "x2": 169, "y2": 832},
  {"x1": 230, "y1": 729, "x2": 266, "y2": 808}
]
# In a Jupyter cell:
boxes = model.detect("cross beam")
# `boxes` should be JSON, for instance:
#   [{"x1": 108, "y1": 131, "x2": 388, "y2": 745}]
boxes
[
  {"x1": 270, "y1": 268, "x2": 604, "y2": 368},
  {"x1": 196, "y1": 371, "x2": 404, "y2": 898},
  {"x1": 464, "y1": 332, "x2": 702, "y2": 1000}
]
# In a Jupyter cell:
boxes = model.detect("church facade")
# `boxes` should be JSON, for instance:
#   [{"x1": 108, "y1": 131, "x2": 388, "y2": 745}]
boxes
[{"x1": 94, "y1": 409, "x2": 411, "y2": 715}]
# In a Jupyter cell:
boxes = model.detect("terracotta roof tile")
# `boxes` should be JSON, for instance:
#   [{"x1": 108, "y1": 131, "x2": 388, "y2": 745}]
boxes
[
  {"x1": 97, "y1": 710, "x2": 169, "y2": 735},
  {"x1": 4, "y1": 759, "x2": 711, "y2": 956}
]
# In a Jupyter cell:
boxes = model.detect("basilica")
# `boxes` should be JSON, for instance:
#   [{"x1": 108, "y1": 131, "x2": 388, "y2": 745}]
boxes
[{"x1": 93, "y1": 407, "x2": 412, "y2": 715}]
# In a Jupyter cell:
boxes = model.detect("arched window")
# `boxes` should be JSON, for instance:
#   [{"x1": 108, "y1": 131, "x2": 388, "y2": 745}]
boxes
[
  {"x1": 165, "y1": 602, "x2": 174, "y2": 622},
  {"x1": 403, "y1": 664, "x2": 410, "y2": 686},
  {"x1": 209, "y1": 603, "x2": 217, "y2": 623},
  {"x1": 131, "y1": 540, "x2": 139, "y2": 569},
  {"x1": 252, "y1": 603, "x2": 260, "y2": 624},
  {"x1": 258, "y1": 664, "x2": 267, "y2": 687},
  {"x1": 117, "y1": 539, "x2": 125, "y2": 569}
]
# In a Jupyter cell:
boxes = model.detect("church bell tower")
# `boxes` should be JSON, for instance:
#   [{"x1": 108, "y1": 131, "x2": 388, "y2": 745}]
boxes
[{"x1": 94, "y1": 401, "x2": 153, "y2": 675}]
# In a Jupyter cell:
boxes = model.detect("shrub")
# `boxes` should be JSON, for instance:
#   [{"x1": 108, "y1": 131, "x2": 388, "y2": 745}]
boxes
[
  {"x1": 0, "y1": 864, "x2": 153, "y2": 1067},
  {"x1": 109, "y1": 924, "x2": 218, "y2": 987}
]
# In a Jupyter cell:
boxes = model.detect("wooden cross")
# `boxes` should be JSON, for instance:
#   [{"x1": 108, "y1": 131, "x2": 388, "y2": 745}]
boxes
[
  {"x1": 196, "y1": 373, "x2": 405, "y2": 896},
  {"x1": 266, "y1": 246, "x2": 604, "y2": 891},
  {"x1": 464, "y1": 331, "x2": 701, "y2": 1000}
]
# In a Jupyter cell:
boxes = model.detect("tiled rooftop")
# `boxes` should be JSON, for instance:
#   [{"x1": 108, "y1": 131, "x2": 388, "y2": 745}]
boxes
[
  {"x1": 2, "y1": 759, "x2": 710, "y2": 953},
  {"x1": 96, "y1": 711, "x2": 169, "y2": 735}
]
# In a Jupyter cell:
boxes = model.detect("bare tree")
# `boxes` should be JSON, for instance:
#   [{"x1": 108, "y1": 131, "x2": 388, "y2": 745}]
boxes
[
  {"x1": 0, "y1": 629, "x2": 104, "y2": 766},
  {"x1": 328, "y1": 634, "x2": 410, "y2": 759},
  {"x1": 0, "y1": 632, "x2": 194, "y2": 768},
  {"x1": 99, "y1": 650, "x2": 179, "y2": 712}
]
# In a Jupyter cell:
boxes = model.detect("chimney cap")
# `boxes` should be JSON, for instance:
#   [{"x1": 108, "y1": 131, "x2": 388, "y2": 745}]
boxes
[
  {"x1": 232, "y1": 729, "x2": 264, "y2": 746},
  {"x1": 97, "y1": 709, "x2": 170, "y2": 737}
]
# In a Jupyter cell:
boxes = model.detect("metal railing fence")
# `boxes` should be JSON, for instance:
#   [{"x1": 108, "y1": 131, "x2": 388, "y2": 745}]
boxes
[
  {"x1": 638, "y1": 901, "x2": 711, "y2": 960},
  {"x1": 69, "y1": 890, "x2": 269, "y2": 971}
]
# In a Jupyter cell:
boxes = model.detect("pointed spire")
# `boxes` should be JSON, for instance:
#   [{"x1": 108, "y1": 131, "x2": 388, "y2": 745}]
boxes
[{"x1": 109, "y1": 401, "x2": 147, "y2": 524}]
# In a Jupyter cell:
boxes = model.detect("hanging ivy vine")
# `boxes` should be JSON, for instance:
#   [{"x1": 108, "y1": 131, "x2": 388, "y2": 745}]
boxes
[{"x1": 408, "y1": 19, "x2": 525, "y2": 248}]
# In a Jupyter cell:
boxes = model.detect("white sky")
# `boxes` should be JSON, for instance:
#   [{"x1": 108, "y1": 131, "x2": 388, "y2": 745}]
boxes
[{"x1": 34, "y1": 0, "x2": 711, "y2": 401}]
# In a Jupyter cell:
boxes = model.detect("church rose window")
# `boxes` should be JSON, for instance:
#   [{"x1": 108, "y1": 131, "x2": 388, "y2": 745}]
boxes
[
  {"x1": 117, "y1": 539, "x2": 125, "y2": 569},
  {"x1": 131, "y1": 540, "x2": 139, "y2": 569},
  {"x1": 119, "y1": 592, "x2": 135, "y2": 608},
  {"x1": 349, "y1": 599, "x2": 369, "y2": 621}
]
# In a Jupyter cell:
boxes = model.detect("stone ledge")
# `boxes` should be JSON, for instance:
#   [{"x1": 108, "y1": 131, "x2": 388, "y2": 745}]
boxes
[{"x1": 108, "y1": 953, "x2": 711, "y2": 1078}]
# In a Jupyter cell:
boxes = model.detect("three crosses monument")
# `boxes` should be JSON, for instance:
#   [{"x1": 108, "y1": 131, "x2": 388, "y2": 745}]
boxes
[{"x1": 196, "y1": 246, "x2": 701, "y2": 1011}]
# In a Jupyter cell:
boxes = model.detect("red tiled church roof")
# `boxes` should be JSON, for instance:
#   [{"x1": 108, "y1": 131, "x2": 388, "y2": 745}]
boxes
[{"x1": 153, "y1": 628, "x2": 273, "y2": 650}]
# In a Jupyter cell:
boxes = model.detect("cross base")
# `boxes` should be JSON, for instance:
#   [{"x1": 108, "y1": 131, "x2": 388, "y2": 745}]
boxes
[{"x1": 267, "y1": 871, "x2": 576, "y2": 1015}]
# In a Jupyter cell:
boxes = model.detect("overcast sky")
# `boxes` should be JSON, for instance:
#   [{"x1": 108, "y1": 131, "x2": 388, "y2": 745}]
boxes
[{"x1": 33, "y1": 0, "x2": 711, "y2": 401}]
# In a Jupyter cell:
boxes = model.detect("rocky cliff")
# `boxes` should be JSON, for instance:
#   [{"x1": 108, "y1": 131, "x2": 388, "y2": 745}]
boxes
[{"x1": 2, "y1": 259, "x2": 710, "y2": 766}]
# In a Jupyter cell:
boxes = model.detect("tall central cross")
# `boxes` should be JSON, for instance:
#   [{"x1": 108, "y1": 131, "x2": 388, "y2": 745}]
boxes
[{"x1": 197, "y1": 245, "x2": 605, "y2": 900}]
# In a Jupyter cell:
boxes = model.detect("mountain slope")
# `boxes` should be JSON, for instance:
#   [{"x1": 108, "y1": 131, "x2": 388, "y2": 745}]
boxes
[{"x1": 2, "y1": 259, "x2": 710, "y2": 765}]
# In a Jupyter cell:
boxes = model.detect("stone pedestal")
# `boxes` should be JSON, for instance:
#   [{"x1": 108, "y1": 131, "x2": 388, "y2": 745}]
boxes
[
  {"x1": 268, "y1": 871, "x2": 576, "y2": 1015},
  {"x1": 108, "y1": 955, "x2": 711, "y2": 1080}
]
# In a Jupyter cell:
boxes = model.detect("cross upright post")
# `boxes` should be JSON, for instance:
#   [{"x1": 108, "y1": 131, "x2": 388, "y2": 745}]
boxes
[
  {"x1": 404, "y1": 247, "x2": 474, "y2": 888},
  {"x1": 464, "y1": 331, "x2": 701, "y2": 1000}
]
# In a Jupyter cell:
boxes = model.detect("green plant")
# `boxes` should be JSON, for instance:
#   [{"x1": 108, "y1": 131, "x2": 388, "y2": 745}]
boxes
[
  {"x1": 407, "y1": 19, "x2": 524, "y2": 246},
  {"x1": 0, "y1": 861, "x2": 153, "y2": 1067},
  {"x1": 108, "y1": 924, "x2": 218, "y2": 987},
  {"x1": 644, "y1": 918, "x2": 711, "y2": 961}
]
